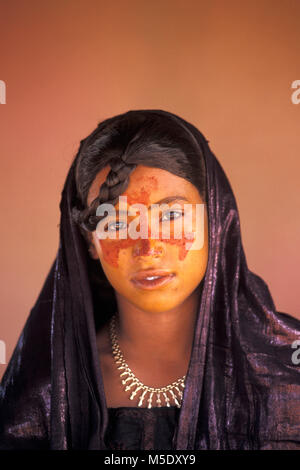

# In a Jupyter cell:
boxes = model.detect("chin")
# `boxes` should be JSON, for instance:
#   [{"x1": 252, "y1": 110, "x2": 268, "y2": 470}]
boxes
[{"x1": 129, "y1": 296, "x2": 182, "y2": 313}]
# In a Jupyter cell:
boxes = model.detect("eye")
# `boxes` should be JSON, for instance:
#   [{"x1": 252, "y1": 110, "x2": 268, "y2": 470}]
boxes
[
  {"x1": 106, "y1": 220, "x2": 127, "y2": 232},
  {"x1": 161, "y1": 210, "x2": 183, "y2": 222}
]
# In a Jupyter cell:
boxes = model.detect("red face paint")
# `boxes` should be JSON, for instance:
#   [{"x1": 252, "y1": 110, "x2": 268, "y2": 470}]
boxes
[
  {"x1": 98, "y1": 231, "x2": 195, "y2": 268},
  {"x1": 97, "y1": 176, "x2": 196, "y2": 267},
  {"x1": 125, "y1": 175, "x2": 158, "y2": 207},
  {"x1": 162, "y1": 232, "x2": 195, "y2": 262}
]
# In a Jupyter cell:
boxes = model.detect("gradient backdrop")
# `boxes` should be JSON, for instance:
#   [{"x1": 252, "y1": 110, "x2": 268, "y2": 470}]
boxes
[{"x1": 1, "y1": 0, "x2": 300, "y2": 379}]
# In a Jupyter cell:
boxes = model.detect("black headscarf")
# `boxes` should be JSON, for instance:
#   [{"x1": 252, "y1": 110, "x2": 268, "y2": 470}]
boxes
[{"x1": 1, "y1": 109, "x2": 300, "y2": 450}]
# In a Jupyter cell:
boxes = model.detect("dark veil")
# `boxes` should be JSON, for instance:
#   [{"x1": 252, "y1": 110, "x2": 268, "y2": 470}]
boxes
[{"x1": 1, "y1": 109, "x2": 300, "y2": 450}]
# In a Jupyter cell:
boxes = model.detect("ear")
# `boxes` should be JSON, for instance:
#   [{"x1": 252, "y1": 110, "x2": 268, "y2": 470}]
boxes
[{"x1": 86, "y1": 231, "x2": 100, "y2": 260}]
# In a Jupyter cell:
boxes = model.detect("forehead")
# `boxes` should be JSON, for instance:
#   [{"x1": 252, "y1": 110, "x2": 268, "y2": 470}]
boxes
[{"x1": 87, "y1": 164, "x2": 202, "y2": 206}]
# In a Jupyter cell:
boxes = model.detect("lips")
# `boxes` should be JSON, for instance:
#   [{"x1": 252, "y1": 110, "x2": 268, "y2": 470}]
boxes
[{"x1": 130, "y1": 269, "x2": 176, "y2": 290}]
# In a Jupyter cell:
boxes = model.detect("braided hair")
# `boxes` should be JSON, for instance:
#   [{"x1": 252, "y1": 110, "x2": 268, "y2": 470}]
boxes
[{"x1": 72, "y1": 155, "x2": 137, "y2": 232}]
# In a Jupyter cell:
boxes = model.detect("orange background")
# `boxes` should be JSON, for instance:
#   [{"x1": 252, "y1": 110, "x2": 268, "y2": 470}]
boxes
[{"x1": 1, "y1": 0, "x2": 300, "y2": 380}]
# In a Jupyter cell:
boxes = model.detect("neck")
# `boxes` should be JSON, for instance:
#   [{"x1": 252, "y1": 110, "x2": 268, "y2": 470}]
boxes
[{"x1": 113, "y1": 287, "x2": 201, "y2": 365}]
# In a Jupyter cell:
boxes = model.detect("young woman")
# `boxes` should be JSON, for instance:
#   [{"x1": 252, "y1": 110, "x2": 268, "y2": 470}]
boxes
[{"x1": 1, "y1": 109, "x2": 299, "y2": 450}]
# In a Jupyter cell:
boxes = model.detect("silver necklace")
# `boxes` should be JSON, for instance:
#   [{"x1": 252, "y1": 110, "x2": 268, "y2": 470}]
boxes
[{"x1": 109, "y1": 313, "x2": 186, "y2": 408}]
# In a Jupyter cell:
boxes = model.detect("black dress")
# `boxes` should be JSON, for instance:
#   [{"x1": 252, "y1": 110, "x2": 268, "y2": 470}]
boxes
[{"x1": 104, "y1": 406, "x2": 180, "y2": 450}]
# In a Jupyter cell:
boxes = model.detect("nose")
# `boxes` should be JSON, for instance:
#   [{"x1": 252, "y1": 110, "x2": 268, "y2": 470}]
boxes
[{"x1": 132, "y1": 238, "x2": 165, "y2": 259}]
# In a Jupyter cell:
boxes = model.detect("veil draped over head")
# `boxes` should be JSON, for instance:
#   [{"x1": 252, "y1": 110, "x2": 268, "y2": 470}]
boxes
[{"x1": 1, "y1": 109, "x2": 300, "y2": 450}]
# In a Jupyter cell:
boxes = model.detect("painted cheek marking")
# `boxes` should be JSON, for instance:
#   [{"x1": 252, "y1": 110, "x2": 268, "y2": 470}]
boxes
[
  {"x1": 162, "y1": 232, "x2": 195, "y2": 261},
  {"x1": 98, "y1": 237, "x2": 134, "y2": 268}
]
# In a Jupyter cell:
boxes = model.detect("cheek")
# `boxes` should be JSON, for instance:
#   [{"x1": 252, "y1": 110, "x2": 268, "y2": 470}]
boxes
[
  {"x1": 97, "y1": 231, "x2": 195, "y2": 268},
  {"x1": 98, "y1": 238, "x2": 136, "y2": 268},
  {"x1": 162, "y1": 232, "x2": 195, "y2": 262}
]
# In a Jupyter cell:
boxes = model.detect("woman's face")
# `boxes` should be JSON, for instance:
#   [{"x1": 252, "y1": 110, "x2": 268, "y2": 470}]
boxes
[{"x1": 87, "y1": 164, "x2": 208, "y2": 313}]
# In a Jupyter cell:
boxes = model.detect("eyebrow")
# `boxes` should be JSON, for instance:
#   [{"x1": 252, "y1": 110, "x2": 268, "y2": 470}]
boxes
[
  {"x1": 153, "y1": 196, "x2": 189, "y2": 205},
  {"x1": 115, "y1": 196, "x2": 189, "y2": 215}
]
